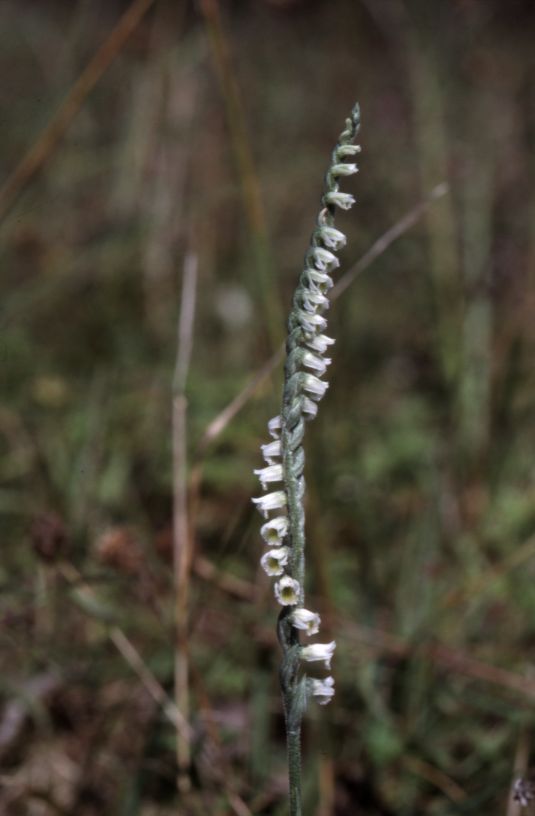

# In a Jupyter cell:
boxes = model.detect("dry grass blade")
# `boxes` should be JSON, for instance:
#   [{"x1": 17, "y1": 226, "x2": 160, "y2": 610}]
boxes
[
  {"x1": 57, "y1": 561, "x2": 192, "y2": 739},
  {"x1": 402, "y1": 755, "x2": 467, "y2": 803},
  {"x1": 199, "y1": 348, "x2": 284, "y2": 451},
  {"x1": 198, "y1": 0, "x2": 283, "y2": 348},
  {"x1": 0, "y1": 0, "x2": 156, "y2": 222},
  {"x1": 198, "y1": 0, "x2": 265, "y2": 238},
  {"x1": 339, "y1": 617, "x2": 535, "y2": 703},
  {"x1": 507, "y1": 731, "x2": 529, "y2": 816},
  {"x1": 331, "y1": 182, "x2": 449, "y2": 299}
]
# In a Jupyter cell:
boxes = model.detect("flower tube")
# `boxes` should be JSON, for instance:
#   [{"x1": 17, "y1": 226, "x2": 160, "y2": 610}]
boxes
[
  {"x1": 252, "y1": 490, "x2": 287, "y2": 519},
  {"x1": 291, "y1": 608, "x2": 321, "y2": 636},
  {"x1": 309, "y1": 676, "x2": 335, "y2": 705},
  {"x1": 261, "y1": 547, "x2": 290, "y2": 577},
  {"x1": 274, "y1": 576, "x2": 301, "y2": 606},
  {"x1": 300, "y1": 641, "x2": 336, "y2": 670}
]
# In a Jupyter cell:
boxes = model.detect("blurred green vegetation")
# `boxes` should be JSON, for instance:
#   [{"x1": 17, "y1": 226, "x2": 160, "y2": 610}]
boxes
[{"x1": 2, "y1": 0, "x2": 535, "y2": 814}]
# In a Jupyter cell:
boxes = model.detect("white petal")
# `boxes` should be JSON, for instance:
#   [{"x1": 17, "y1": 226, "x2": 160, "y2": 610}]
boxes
[
  {"x1": 301, "y1": 290, "x2": 330, "y2": 313},
  {"x1": 309, "y1": 676, "x2": 335, "y2": 705},
  {"x1": 254, "y1": 463, "x2": 283, "y2": 490},
  {"x1": 302, "y1": 373, "x2": 329, "y2": 400},
  {"x1": 319, "y1": 226, "x2": 346, "y2": 250},
  {"x1": 336, "y1": 144, "x2": 361, "y2": 158},
  {"x1": 330, "y1": 163, "x2": 358, "y2": 176},
  {"x1": 268, "y1": 415, "x2": 282, "y2": 439},
  {"x1": 325, "y1": 191, "x2": 356, "y2": 210},
  {"x1": 302, "y1": 397, "x2": 318, "y2": 420},
  {"x1": 260, "y1": 516, "x2": 289, "y2": 546},
  {"x1": 252, "y1": 490, "x2": 287, "y2": 519},
  {"x1": 291, "y1": 607, "x2": 321, "y2": 635},
  {"x1": 301, "y1": 641, "x2": 336, "y2": 670},
  {"x1": 302, "y1": 351, "x2": 331, "y2": 376},
  {"x1": 313, "y1": 247, "x2": 339, "y2": 272},
  {"x1": 296, "y1": 310, "x2": 328, "y2": 333},
  {"x1": 260, "y1": 546, "x2": 289, "y2": 577},
  {"x1": 274, "y1": 575, "x2": 301, "y2": 606},
  {"x1": 261, "y1": 439, "x2": 281, "y2": 464},
  {"x1": 306, "y1": 268, "x2": 334, "y2": 289},
  {"x1": 306, "y1": 334, "x2": 335, "y2": 355}
]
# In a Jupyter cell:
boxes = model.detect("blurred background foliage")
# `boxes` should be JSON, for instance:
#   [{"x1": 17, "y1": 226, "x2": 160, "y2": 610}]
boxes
[{"x1": 2, "y1": 0, "x2": 535, "y2": 813}]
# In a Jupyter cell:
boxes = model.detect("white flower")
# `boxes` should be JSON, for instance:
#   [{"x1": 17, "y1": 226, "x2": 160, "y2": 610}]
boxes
[
  {"x1": 302, "y1": 351, "x2": 331, "y2": 376},
  {"x1": 274, "y1": 575, "x2": 301, "y2": 606},
  {"x1": 306, "y1": 268, "x2": 334, "y2": 291},
  {"x1": 260, "y1": 546, "x2": 289, "y2": 576},
  {"x1": 325, "y1": 191, "x2": 356, "y2": 210},
  {"x1": 319, "y1": 225, "x2": 346, "y2": 250},
  {"x1": 301, "y1": 293, "x2": 330, "y2": 315},
  {"x1": 261, "y1": 439, "x2": 281, "y2": 464},
  {"x1": 254, "y1": 463, "x2": 283, "y2": 490},
  {"x1": 302, "y1": 397, "x2": 318, "y2": 420},
  {"x1": 330, "y1": 163, "x2": 358, "y2": 176},
  {"x1": 302, "y1": 373, "x2": 329, "y2": 400},
  {"x1": 252, "y1": 490, "x2": 287, "y2": 519},
  {"x1": 306, "y1": 334, "x2": 335, "y2": 355},
  {"x1": 268, "y1": 415, "x2": 282, "y2": 438},
  {"x1": 301, "y1": 641, "x2": 336, "y2": 670},
  {"x1": 309, "y1": 676, "x2": 335, "y2": 705},
  {"x1": 260, "y1": 516, "x2": 289, "y2": 546},
  {"x1": 312, "y1": 247, "x2": 340, "y2": 271},
  {"x1": 336, "y1": 143, "x2": 361, "y2": 158},
  {"x1": 296, "y1": 310, "x2": 328, "y2": 333},
  {"x1": 291, "y1": 607, "x2": 321, "y2": 635}
]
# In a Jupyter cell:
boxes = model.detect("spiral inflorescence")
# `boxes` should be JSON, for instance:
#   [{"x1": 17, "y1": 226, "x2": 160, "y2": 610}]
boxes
[{"x1": 252, "y1": 105, "x2": 361, "y2": 717}]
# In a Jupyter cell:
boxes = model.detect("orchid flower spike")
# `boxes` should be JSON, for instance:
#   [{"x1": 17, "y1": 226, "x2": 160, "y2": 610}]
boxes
[{"x1": 251, "y1": 103, "x2": 361, "y2": 806}]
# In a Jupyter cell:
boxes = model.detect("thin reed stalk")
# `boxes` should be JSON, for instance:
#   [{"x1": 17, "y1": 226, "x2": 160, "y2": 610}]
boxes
[
  {"x1": 172, "y1": 252, "x2": 198, "y2": 793},
  {"x1": 199, "y1": 0, "x2": 283, "y2": 350}
]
